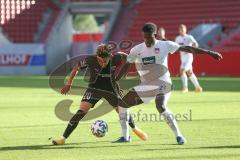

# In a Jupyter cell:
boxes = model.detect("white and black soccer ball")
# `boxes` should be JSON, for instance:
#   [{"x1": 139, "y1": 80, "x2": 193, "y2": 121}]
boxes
[{"x1": 91, "y1": 120, "x2": 108, "y2": 137}]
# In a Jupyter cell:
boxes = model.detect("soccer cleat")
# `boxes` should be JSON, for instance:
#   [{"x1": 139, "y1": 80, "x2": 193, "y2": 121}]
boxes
[
  {"x1": 112, "y1": 136, "x2": 131, "y2": 143},
  {"x1": 132, "y1": 127, "x2": 148, "y2": 141},
  {"x1": 181, "y1": 88, "x2": 189, "y2": 93},
  {"x1": 195, "y1": 87, "x2": 203, "y2": 93},
  {"x1": 52, "y1": 138, "x2": 65, "y2": 145},
  {"x1": 176, "y1": 136, "x2": 186, "y2": 145}
]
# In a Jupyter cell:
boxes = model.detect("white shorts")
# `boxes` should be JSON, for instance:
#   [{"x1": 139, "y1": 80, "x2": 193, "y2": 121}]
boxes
[
  {"x1": 180, "y1": 53, "x2": 193, "y2": 71},
  {"x1": 133, "y1": 81, "x2": 172, "y2": 103},
  {"x1": 180, "y1": 60, "x2": 193, "y2": 71}
]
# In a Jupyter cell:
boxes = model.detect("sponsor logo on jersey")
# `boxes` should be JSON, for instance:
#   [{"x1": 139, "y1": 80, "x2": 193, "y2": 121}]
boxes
[
  {"x1": 154, "y1": 48, "x2": 160, "y2": 54},
  {"x1": 98, "y1": 73, "x2": 111, "y2": 77},
  {"x1": 142, "y1": 56, "x2": 156, "y2": 65}
]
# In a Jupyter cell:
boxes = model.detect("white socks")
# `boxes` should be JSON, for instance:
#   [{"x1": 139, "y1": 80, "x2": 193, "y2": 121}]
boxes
[
  {"x1": 181, "y1": 73, "x2": 188, "y2": 89},
  {"x1": 162, "y1": 108, "x2": 182, "y2": 137},
  {"x1": 118, "y1": 106, "x2": 130, "y2": 140},
  {"x1": 189, "y1": 74, "x2": 200, "y2": 88}
]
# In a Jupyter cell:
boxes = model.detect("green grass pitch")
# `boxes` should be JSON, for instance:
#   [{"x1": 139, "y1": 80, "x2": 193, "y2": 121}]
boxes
[{"x1": 0, "y1": 76, "x2": 240, "y2": 160}]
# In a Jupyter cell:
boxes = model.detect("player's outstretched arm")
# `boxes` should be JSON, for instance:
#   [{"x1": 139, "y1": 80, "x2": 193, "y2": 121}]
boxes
[
  {"x1": 61, "y1": 63, "x2": 80, "y2": 95},
  {"x1": 178, "y1": 46, "x2": 223, "y2": 60}
]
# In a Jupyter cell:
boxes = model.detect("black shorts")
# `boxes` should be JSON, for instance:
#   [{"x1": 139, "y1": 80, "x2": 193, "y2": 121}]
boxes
[{"x1": 81, "y1": 88, "x2": 121, "y2": 108}]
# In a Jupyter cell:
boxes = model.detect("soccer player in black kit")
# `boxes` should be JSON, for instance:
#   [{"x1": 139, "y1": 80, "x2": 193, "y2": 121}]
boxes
[{"x1": 52, "y1": 44, "x2": 147, "y2": 145}]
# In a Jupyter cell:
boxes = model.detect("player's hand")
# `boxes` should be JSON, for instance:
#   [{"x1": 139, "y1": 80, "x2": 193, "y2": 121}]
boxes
[
  {"x1": 61, "y1": 85, "x2": 71, "y2": 95},
  {"x1": 209, "y1": 51, "x2": 223, "y2": 60}
]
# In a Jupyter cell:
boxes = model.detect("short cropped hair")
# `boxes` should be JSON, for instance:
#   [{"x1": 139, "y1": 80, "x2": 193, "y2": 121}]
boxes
[{"x1": 142, "y1": 22, "x2": 157, "y2": 34}]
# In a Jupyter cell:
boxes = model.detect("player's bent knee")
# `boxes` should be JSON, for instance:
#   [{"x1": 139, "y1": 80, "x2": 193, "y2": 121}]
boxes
[
  {"x1": 180, "y1": 70, "x2": 185, "y2": 75},
  {"x1": 186, "y1": 70, "x2": 193, "y2": 76},
  {"x1": 156, "y1": 105, "x2": 166, "y2": 113},
  {"x1": 155, "y1": 94, "x2": 166, "y2": 113},
  {"x1": 80, "y1": 102, "x2": 92, "y2": 112}
]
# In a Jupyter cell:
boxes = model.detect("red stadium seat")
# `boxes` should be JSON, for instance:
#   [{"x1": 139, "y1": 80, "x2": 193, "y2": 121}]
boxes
[
  {"x1": 124, "y1": 0, "x2": 240, "y2": 45},
  {"x1": 0, "y1": 0, "x2": 60, "y2": 43}
]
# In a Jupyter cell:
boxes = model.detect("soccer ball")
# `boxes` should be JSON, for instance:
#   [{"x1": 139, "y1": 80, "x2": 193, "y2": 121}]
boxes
[{"x1": 91, "y1": 120, "x2": 108, "y2": 137}]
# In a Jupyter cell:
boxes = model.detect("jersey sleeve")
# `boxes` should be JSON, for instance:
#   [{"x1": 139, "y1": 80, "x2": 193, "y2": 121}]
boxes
[
  {"x1": 189, "y1": 35, "x2": 199, "y2": 47},
  {"x1": 127, "y1": 46, "x2": 138, "y2": 63},
  {"x1": 166, "y1": 41, "x2": 180, "y2": 54}
]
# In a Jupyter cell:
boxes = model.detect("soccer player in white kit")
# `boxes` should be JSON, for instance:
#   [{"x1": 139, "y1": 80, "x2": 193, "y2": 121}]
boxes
[
  {"x1": 175, "y1": 24, "x2": 202, "y2": 93},
  {"x1": 117, "y1": 22, "x2": 222, "y2": 145}
]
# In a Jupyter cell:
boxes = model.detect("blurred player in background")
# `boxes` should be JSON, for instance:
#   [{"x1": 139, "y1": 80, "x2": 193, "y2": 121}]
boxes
[
  {"x1": 52, "y1": 44, "x2": 147, "y2": 145},
  {"x1": 175, "y1": 24, "x2": 202, "y2": 93},
  {"x1": 117, "y1": 22, "x2": 222, "y2": 145},
  {"x1": 157, "y1": 27, "x2": 167, "y2": 41}
]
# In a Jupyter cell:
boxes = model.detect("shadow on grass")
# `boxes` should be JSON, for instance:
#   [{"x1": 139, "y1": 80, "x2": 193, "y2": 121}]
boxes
[
  {"x1": 201, "y1": 145, "x2": 240, "y2": 149},
  {"x1": 141, "y1": 144, "x2": 240, "y2": 151},
  {"x1": 116, "y1": 153, "x2": 240, "y2": 160},
  {"x1": 1, "y1": 142, "x2": 240, "y2": 152},
  {"x1": 0, "y1": 141, "x2": 142, "y2": 151}
]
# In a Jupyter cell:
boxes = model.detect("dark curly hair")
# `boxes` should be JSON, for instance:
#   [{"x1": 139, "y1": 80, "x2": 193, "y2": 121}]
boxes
[{"x1": 96, "y1": 44, "x2": 111, "y2": 58}]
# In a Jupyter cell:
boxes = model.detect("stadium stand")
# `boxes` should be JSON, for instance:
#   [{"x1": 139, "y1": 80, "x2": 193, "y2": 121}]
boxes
[
  {"x1": 109, "y1": 0, "x2": 137, "y2": 42},
  {"x1": 214, "y1": 29, "x2": 240, "y2": 52},
  {"x1": 108, "y1": 0, "x2": 240, "y2": 76},
  {"x1": 0, "y1": 0, "x2": 61, "y2": 43},
  {"x1": 0, "y1": 0, "x2": 240, "y2": 76},
  {"x1": 124, "y1": 0, "x2": 240, "y2": 47}
]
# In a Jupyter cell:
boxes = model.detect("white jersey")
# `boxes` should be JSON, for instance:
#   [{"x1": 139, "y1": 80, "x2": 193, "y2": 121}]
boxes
[
  {"x1": 127, "y1": 40, "x2": 179, "y2": 84},
  {"x1": 175, "y1": 34, "x2": 198, "y2": 63}
]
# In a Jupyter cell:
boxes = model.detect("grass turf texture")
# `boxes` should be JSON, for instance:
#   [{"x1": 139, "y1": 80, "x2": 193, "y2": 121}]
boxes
[{"x1": 0, "y1": 76, "x2": 240, "y2": 160}]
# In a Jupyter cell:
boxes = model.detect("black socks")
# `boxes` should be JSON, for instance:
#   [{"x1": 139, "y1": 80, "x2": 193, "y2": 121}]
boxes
[
  {"x1": 63, "y1": 110, "x2": 86, "y2": 139},
  {"x1": 128, "y1": 114, "x2": 136, "y2": 129}
]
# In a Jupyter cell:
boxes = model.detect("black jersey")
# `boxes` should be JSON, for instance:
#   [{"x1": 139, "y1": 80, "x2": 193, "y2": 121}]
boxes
[
  {"x1": 78, "y1": 53, "x2": 126, "y2": 92},
  {"x1": 89, "y1": 60, "x2": 113, "y2": 91}
]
